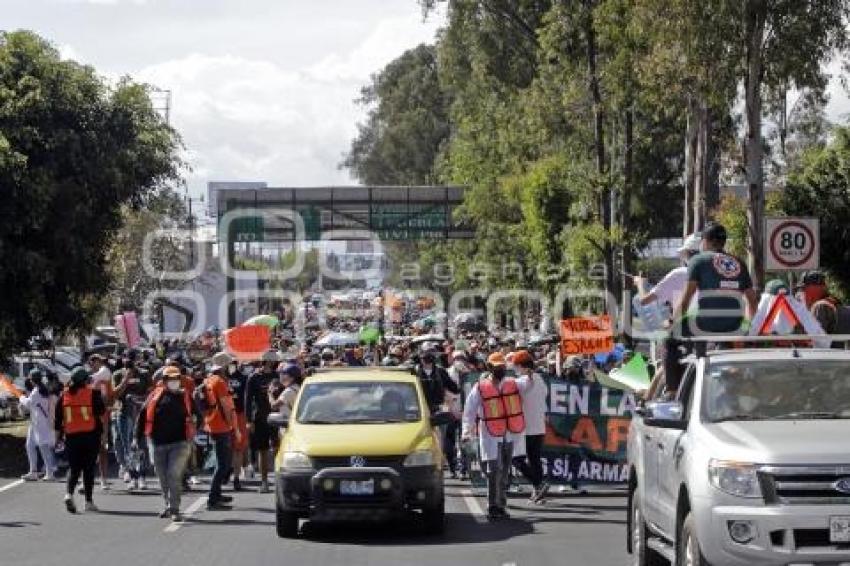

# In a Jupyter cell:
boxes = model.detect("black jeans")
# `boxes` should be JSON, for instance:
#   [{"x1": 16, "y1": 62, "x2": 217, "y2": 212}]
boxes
[
  {"x1": 209, "y1": 433, "x2": 232, "y2": 503},
  {"x1": 513, "y1": 434, "x2": 545, "y2": 489},
  {"x1": 443, "y1": 420, "x2": 460, "y2": 473},
  {"x1": 66, "y1": 432, "x2": 99, "y2": 502}
]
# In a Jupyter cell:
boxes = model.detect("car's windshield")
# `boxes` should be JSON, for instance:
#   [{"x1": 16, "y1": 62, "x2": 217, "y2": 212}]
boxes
[
  {"x1": 296, "y1": 381, "x2": 421, "y2": 424},
  {"x1": 704, "y1": 359, "x2": 850, "y2": 422}
]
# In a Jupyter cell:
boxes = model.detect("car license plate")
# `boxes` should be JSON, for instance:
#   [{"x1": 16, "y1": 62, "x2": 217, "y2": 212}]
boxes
[
  {"x1": 340, "y1": 480, "x2": 374, "y2": 496},
  {"x1": 830, "y1": 516, "x2": 850, "y2": 543}
]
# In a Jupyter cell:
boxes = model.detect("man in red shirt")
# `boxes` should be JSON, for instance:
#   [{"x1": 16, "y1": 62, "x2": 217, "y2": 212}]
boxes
[{"x1": 203, "y1": 352, "x2": 241, "y2": 510}]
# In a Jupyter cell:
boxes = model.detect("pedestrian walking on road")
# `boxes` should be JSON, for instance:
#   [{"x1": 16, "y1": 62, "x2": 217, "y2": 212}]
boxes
[
  {"x1": 55, "y1": 367, "x2": 105, "y2": 514},
  {"x1": 199, "y1": 352, "x2": 241, "y2": 510},
  {"x1": 512, "y1": 350, "x2": 549, "y2": 503},
  {"x1": 20, "y1": 369, "x2": 57, "y2": 481},
  {"x1": 245, "y1": 351, "x2": 279, "y2": 494},
  {"x1": 462, "y1": 352, "x2": 526, "y2": 521},
  {"x1": 137, "y1": 366, "x2": 194, "y2": 522},
  {"x1": 88, "y1": 354, "x2": 113, "y2": 490}
]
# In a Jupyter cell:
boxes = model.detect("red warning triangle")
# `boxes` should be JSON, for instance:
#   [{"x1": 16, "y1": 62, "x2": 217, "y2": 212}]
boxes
[{"x1": 757, "y1": 294, "x2": 802, "y2": 336}]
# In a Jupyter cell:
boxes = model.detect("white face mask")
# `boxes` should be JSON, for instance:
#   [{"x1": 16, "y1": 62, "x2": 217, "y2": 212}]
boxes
[
  {"x1": 453, "y1": 361, "x2": 466, "y2": 371},
  {"x1": 166, "y1": 381, "x2": 181, "y2": 392},
  {"x1": 229, "y1": 364, "x2": 237, "y2": 373}
]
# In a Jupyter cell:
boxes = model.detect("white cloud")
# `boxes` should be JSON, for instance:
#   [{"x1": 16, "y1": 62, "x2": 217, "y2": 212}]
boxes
[{"x1": 132, "y1": 10, "x2": 443, "y2": 196}]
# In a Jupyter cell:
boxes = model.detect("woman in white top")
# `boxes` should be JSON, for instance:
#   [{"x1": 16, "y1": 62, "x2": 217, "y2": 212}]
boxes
[
  {"x1": 19, "y1": 369, "x2": 57, "y2": 481},
  {"x1": 270, "y1": 364, "x2": 303, "y2": 419},
  {"x1": 513, "y1": 351, "x2": 550, "y2": 503}
]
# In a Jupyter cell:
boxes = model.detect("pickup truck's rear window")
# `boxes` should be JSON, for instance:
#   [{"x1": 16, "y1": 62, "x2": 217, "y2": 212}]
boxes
[
  {"x1": 704, "y1": 360, "x2": 850, "y2": 422},
  {"x1": 296, "y1": 381, "x2": 421, "y2": 424}
]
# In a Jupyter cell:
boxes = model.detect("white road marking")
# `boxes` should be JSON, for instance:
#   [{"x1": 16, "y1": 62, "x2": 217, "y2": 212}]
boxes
[
  {"x1": 461, "y1": 488, "x2": 487, "y2": 524},
  {"x1": 0, "y1": 479, "x2": 24, "y2": 493},
  {"x1": 164, "y1": 495, "x2": 207, "y2": 533}
]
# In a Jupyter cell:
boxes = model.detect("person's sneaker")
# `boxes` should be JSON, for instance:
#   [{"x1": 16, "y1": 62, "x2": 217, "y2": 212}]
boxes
[
  {"x1": 128, "y1": 479, "x2": 138, "y2": 491},
  {"x1": 171, "y1": 512, "x2": 184, "y2": 523},
  {"x1": 159, "y1": 508, "x2": 171, "y2": 519},
  {"x1": 21, "y1": 472, "x2": 40, "y2": 481},
  {"x1": 189, "y1": 476, "x2": 202, "y2": 486},
  {"x1": 118, "y1": 466, "x2": 127, "y2": 479},
  {"x1": 42, "y1": 473, "x2": 56, "y2": 482},
  {"x1": 64, "y1": 495, "x2": 77, "y2": 514},
  {"x1": 233, "y1": 478, "x2": 242, "y2": 491},
  {"x1": 123, "y1": 470, "x2": 131, "y2": 483},
  {"x1": 259, "y1": 481, "x2": 270, "y2": 494},
  {"x1": 218, "y1": 494, "x2": 233, "y2": 503},
  {"x1": 528, "y1": 488, "x2": 540, "y2": 503},
  {"x1": 100, "y1": 480, "x2": 110, "y2": 491},
  {"x1": 534, "y1": 481, "x2": 550, "y2": 502},
  {"x1": 486, "y1": 507, "x2": 504, "y2": 521},
  {"x1": 206, "y1": 501, "x2": 231, "y2": 511},
  {"x1": 137, "y1": 478, "x2": 146, "y2": 490},
  {"x1": 84, "y1": 501, "x2": 99, "y2": 513}
]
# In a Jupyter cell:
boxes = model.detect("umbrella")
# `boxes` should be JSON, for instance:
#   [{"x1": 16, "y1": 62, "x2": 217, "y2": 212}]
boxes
[
  {"x1": 410, "y1": 334, "x2": 445, "y2": 346},
  {"x1": 358, "y1": 326, "x2": 381, "y2": 345},
  {"x1": 243, "y1": 315, "x2": 280, "y2": 328},
  {"x1": 314, "y1": 332, "x2": 360, "y2": 347}
]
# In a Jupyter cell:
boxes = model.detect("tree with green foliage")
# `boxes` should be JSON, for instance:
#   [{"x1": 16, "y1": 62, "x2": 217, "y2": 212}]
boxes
[
  {"x1": 782, "y1": 127, "x2": 850, "y2": 297},
  {"x1": 0, "y1": 31, "x2": 183, "y2": 355},
  {"x1": 341, "y1": 44, "x2": 450, "y2": 185}
]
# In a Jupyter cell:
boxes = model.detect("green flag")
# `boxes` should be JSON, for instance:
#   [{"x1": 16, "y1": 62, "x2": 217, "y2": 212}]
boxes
[{"x1": 607, "y1": 353, "x2": 651, "y2": 391}]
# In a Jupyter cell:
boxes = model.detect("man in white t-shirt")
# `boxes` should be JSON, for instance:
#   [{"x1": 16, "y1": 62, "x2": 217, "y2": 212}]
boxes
[
  {"x1": 635, "y1": 233, "x2": 702, "y2": 317},
  {"x1": 88, "y1": 355, "x2": 113, "y2": 490}
]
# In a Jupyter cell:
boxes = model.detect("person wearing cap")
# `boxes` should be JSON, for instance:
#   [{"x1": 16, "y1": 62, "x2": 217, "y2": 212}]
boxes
[
  {"x1": 20, "y1": 369, "x2": 57, "y2": 481},
  {"x1": 666, "y1": 222, "x2": 758, "y2": 394},
  {"x1": 512, "y1": 350, "x2": 549, "y2": 503},
  {"x1": 796, "y1": 271, "x2": 841, "y2": 335},
  {"x1": 202, "y1": 352, "x2": 240, "y2": 510},
  {"x1": 245, "y1": 350, "x2": 280, "y2": 493},
  {"x1": 444, "y1": 351, "x2": 470, "y2": 478},
  {"x1": 55, "y1": 367, "x2": 106, "y2": 513},
  {"x1": 416, "y1": 348, "x2": 459, "y2": 415},
  {"x1": 113, "y1": 361, "x2": 152, "y2": 490},
  {"x1": 136, "y1": 366, "x2": 194, "y2": 522},
  {"x1": 88, "y1": 354, "x2": 113, "y2": 490},
  {"x1": 462, "y1": 352, "x2": 526, "y2": 520},
  {"x1": 635, "y1": 233, "x2": 702, "y2": 313}
]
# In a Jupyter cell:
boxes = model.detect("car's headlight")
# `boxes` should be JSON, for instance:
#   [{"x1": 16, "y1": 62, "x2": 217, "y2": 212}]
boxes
[
  {"x1": 708, "y1": 460, "x2": 762, "y2": 498},
  {"x1": 403, "y1": 449, "x2": 435, "y2": 467},
  {"x1": 281, "y1": 451, "x2": 313, "y2": 470}
]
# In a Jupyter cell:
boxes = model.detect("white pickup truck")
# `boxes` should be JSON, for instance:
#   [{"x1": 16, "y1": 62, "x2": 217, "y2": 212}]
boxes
[{"x1": 627, "y1": 347, "x2": 850, "y2": 566}]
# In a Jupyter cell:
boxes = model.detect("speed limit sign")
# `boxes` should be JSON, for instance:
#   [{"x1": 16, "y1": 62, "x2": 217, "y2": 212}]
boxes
[{"x1": 765, "y1": 217, "x2": 819, "y2": 271}]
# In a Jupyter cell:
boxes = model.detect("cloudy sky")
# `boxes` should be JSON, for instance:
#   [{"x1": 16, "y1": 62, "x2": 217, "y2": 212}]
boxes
[{"x1": 3, "y1": 0, "x2": 445, "y2": 198}]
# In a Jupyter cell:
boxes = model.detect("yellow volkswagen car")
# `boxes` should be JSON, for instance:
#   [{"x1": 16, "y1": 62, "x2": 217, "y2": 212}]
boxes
[{"x1": 268, "y1": 368, "x2": 452, "y2": 538}]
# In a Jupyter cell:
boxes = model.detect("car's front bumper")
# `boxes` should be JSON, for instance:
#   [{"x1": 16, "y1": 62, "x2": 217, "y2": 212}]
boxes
[
  {"x1": 276, "y1": 465, "x2": 442, "y2": 521},
  {"x1": 694, "y1": 499, "x2": 850, "y2": 565}
]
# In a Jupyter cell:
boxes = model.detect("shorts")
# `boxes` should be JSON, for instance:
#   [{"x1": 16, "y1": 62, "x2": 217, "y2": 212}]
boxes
[
  {"x1": 233, "y1": 412, "x2": 248, "y2": 452},
  {"x1": 249, "y1": 421, "x2": 274, "y2": 452}
]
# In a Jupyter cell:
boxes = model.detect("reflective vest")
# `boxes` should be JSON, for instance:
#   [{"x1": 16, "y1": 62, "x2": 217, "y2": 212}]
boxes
[
  {"x1": 62, "y1": 387, "x2": 96, "y2": 435},
  {"x1": 478, "y1": 377, "x2": 525, "y2": 437},
  {"x1": 144, "y1": 385, "x2": 195, "y2": 441}
]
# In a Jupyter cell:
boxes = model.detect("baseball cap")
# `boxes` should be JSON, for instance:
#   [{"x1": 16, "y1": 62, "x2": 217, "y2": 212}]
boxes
[
  {"x1": 487, "y1": 352, "x2": 506, "y2": 367},
  {"x1": 677, "y1": 233, "x2": 702, "y2": 253},
  {"x1": 765, "y1": 279, "x2": 790, "y2": 295},
  {"x1": 163, "y1": 366, "x2": 181, "y2": 378},
  {"x1": 801, "y1": 271, "x2": 826, "y2": 286},
  {"x1": 210, "y1": 352, "x2": 233, "y2": 371},
  {"x1": 512, "y1": 350, "x2": 533, "y2": 365}
]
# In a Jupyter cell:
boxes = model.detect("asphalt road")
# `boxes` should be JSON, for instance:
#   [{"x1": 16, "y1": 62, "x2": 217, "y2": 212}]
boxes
[{"x1": 0, "y1": 476, "x2": 630, "y2": 566}]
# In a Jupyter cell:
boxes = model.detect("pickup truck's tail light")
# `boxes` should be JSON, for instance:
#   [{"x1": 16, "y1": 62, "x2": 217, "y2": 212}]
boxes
[{"x1": 708, "y1": 460, "x2": 762, "y2": 498}]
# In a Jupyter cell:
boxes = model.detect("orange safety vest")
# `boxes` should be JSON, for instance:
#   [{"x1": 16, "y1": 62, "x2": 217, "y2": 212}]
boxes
[
  {"x1": 62, "y1": 387, "x2": 96, "y2": 435},
  {"x1": 144, "y1": 385, "x2": 195, "y2": 441},
  {"x1": 478, "y1": 377, "x2": 526, "y2": 437}
]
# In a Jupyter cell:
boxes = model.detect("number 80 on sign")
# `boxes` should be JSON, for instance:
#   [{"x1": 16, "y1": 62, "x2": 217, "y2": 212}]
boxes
[{"x1": 765, "y1": 217, "x2": 819, "y2": 272}]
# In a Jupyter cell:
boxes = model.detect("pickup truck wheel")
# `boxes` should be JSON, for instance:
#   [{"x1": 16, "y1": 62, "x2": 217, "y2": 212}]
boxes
[
  {"x1": 275, "y1": 506, "x2": 299, "y2": 538},
  {"x1": 630, "y1": 491, "x2": 665, "y2": 566},
  {"x1": 422, "y1": 498, "x2": 445, "y2": 535},
  {"x1": 677, "y1": 513, "x2": 711, "y2": 566}
]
